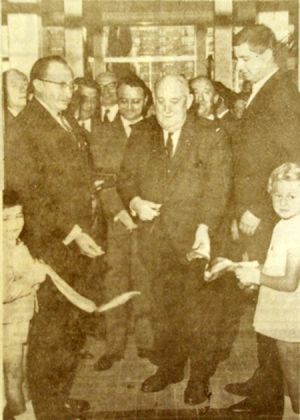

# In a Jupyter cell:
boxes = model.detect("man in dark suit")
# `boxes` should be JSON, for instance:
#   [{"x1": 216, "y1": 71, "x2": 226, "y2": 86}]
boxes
[
  {"x1": 118, "y1": 74, "x2": 232, "y2": 405},
  {"x1": 91, "y1": 75, "x2": 154, "y2": 371},
  {"x1": 5, "y1": 55, "x2": 104, "y2": 419},
  {"x1": 226, "y1": 24, "x2": 300, "y2": 416}
]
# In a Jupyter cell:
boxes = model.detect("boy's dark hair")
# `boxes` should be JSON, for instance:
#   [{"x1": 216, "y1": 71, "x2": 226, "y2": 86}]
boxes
[
  {"x1": 233, "y1": 24, "x2": 277, "y2": 54},
  {"x1": 3, "y1": 190, "x2": 22, "y2": 208}
]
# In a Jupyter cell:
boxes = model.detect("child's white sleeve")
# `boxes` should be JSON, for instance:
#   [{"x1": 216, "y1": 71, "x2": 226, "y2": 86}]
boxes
[{"x1": 262, "y1": 225, "x2": 287, "y2": 277}]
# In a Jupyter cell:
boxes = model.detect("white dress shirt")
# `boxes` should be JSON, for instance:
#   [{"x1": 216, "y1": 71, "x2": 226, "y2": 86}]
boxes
[
  {"x1": 101, "y1": 104, "x2": 119, "y2": 122},
  {"x1": 120, "y1": 115, "x2": 143, "y2": 138},
  {"x1": 163, "y1": 129, "x2": 181, "y2": 157}
]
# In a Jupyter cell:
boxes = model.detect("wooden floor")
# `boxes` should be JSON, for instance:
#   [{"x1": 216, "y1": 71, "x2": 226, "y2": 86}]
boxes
[{"x1": 70, "y1": 305, "x2": 258, "y2": 419}]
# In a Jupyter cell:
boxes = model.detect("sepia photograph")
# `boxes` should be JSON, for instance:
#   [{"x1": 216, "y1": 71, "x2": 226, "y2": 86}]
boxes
[{"x1": 1, "y1": 0, "x2": 300, "y2": 419}]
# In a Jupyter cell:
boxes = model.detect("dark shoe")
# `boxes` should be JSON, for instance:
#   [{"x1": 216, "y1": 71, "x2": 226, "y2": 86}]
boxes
[
  {"x1": 228, "y1": 397, "x2": 284, "y2": 417},
  {"x1": 137, "y1": 348, "x2": 159, "y2": 366},
  {"x1": 94, "y1": 353, "x2": 122, "y2": 371},
  {"x1": 141, "y1": 369, "x2": 184, "y2": 393},
  {"x1": 225, "y1": 380, "x2": 253, "y2": 397},
  {"x1": 64, "y1": 398, "x2": 90, "y2": 417},
  {"x1": 184, "y1": 381, "x2": 211, "y2": 405},
  {"x1": 228, "y1": 398, "x2": 253, "y2": 413},
  {"x1": 78, "y1": 349, "x2": 94, "y2": 359}
]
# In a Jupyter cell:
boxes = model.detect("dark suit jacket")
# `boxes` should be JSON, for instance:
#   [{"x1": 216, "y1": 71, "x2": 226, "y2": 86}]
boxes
[
  {"x1": 233, "y1": 71, "x2": 300, "y2": 221},
  {"x1": 118, "y1": 116, "x2": 232, "y2": 260},
  {"x1": 90, "y1": 115, "x2": 129, "y2": 219},
  {"x1": 5, "y1": 98, "x2": 94, "y2": 272}
]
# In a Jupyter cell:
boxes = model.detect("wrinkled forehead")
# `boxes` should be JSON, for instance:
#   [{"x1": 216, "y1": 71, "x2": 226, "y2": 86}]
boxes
[
  {"x1": 118, "y1": 84, "x2": 145, "y2": 98},
  {"x1": 155, "y1": 78, "x2": 187, "y2": 99},
  {"x1": 234, "y1": 42, "x2": 258, "y2": 57},
  {"x1": 97, "y1": 73, "x2": 117, "y2": 86},
  {"x1": 7, "y1": 70, "x2": 28, "y2": 84},
  {"x1": 44, "y1": 61, "x2": 73, "y2": 81},
  {"x1": 191, "y1": 78, "x2": 214, "y2": 92},
  {"x1": 79, "y1": 85, "x2": 98, "y2": 98}
]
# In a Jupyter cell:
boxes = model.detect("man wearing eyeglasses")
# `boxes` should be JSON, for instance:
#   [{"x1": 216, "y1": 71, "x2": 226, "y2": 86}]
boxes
[
  {"x1": 95, "y1": 71, "x2": 119, "y2": 124},
  {"x1": 5, "y1": 55, "x2": 104, "y2": 419},
  {"x1": 225, "y1": 24, "x2": 300, "y2": 417}
]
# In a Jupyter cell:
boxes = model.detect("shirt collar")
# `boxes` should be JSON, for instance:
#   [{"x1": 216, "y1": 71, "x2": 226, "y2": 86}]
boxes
[
  {"x1": 121, "y1": 115, "x2": 143, "y2": 138},
  {"x1": 247, "y1": 68, "x2": 279, "y2": 107},
  {"x1": 101, "y1": 103, "x2": 119, "y2": 121},
  {"x1": 163, "y1": 128, "x2": 181, "y2": 143}
]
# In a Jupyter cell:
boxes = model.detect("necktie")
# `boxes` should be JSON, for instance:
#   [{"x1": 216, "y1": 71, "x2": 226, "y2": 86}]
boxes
[
  {"x1": 166, "y1": 132, "x2": 174, "y2": 159},
  {"x1": 103, "y1": 109, "x2": 110, "y2": 123},
  {"x1": 58, "y1": 113, "x2": 72, "y2": 132}
]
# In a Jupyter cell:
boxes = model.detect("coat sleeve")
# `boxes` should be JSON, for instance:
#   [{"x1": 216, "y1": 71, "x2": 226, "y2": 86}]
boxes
[
  {"x1": 117, "y1": 131, "x2": 143, "y2": 209},
  {"x1": 199, "y1": 128, "x2": 233, "y2": 232}
]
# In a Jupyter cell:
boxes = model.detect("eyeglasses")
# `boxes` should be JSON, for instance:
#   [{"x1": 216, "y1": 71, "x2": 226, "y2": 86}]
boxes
[
  {"x1": 38, "y1": 78, "x2": 75, "y2": 91},
  {"x1": 99, "y1": 82, "x2": 117, "y2": 92}
]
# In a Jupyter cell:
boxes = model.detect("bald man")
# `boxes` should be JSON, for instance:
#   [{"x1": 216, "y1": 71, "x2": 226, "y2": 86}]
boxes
[
  {"x1": 118, "y1": 75, "x2": 232, "y2": 405},
  {"x1": 96, "y1": 71, "x2": 119, "y2": 124},
  {"x1": 3, "y1": 69, "x2": 28, "y2": 128}
]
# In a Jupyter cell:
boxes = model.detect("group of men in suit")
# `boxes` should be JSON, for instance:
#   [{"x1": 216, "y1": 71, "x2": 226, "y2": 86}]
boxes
[{"x1": 4, "y1": 23, "x2": 300, "y2": 419}]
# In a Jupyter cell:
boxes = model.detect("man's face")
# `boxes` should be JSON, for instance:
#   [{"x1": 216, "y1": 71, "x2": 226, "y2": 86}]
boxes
[
  {"x1": 234, "y1": 42, "x2": 272, "y2": 83},
  {"x1": 3, "y1": 205, "x2": 24, "y2": 243},
  {"x1": 118, "y1": 84, "x2": 146, "y2": 122},
  {"x1": 35, "y1": 61, "x2": 74, "y2": 113},
  {"x1": 191, "y1": 78, "x2": 216, "y2": 119},
  {"x1": 155, "y1": 77, "x2": 191, "y2": 132},
  {"x1": 272, "y1": 180, "x2": 300, "y2": 220},
  {"x1": 79, "y1": 86, "x2": 98, "y2": 120},
  {"x1": 6, "y1": 70, "x2": 28, "y2": 110},
  {"x1": 97, "y1": 74, "x2": 118, "y2": 107}
]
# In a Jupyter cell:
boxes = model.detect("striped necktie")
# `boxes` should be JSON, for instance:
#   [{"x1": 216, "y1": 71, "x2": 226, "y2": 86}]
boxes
[{"x1": 166, "y1": 132, "x2": 174, "y2": 159}]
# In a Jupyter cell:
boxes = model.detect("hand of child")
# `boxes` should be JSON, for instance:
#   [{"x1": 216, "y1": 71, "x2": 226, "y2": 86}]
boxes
[{"x1": 235, "y1": 265, "x2": 261, "y2": 286}]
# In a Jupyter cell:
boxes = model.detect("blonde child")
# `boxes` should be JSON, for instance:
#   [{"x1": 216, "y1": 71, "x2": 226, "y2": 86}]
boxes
[
  {"x1": 3, "y1": 190, "x2": 47, "y2": 420},
  {"x1": 236, "y1": 162, "x2": 300, "y2": 416}
]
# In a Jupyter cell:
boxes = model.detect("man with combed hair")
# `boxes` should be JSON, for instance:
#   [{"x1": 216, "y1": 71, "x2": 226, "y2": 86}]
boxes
[
  {"x1": 225, "y1": 24, "x2": 300, "y2": 416},
  {"x1": 91, "y1": 75, "x2": 154, "y2": 371},
  {"x1": 95, "y1": 71, "x2": 119, "y2": 124},
  {"x1": 5, "y1": 55, "x2": 103, "y2": 418},
  {"x1": 118, "y1": 74, "x2": 232, "y2": 405}
]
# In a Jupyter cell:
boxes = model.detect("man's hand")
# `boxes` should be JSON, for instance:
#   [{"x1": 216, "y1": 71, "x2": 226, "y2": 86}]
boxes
[
  {"x1": 239, "y1": 210, "x2": 261, "y2": 236},
  {"x1": 74, "y1": 232, "x2": 105, "y2": 258},
  {"x1": 115, "y1": 209, "x2": 138, "y2": 231},
  {"x1": 190, "y1": 224, "x2": 211, "y2": 260},
  {"x1": 130, "y1": 197, "x2": 161, "y2": 221}
]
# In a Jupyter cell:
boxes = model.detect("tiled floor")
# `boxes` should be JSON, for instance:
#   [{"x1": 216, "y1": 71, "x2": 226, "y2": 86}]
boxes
[{"x1": 70, "y1": 305, "x2": 257, "y2": 419}]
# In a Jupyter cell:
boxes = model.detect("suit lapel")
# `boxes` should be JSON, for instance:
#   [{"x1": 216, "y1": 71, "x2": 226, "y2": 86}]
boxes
[
  {"x1": 243, "y1": 71, "x2": 280, "y2": 118},
  {"x1": 167, "y1": 121, "x2": 193, "y2": 181}
]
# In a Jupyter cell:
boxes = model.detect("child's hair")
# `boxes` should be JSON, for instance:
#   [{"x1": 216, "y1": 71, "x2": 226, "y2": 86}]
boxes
[
  {"x1": 268, "y1": 162, "x2": 300, "y2": 194},
  {"x1": 3, "y1": 190, "x2": 22, "y2": 209}
]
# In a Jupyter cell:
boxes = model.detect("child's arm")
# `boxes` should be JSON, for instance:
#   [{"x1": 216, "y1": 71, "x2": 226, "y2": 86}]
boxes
[
  {"x1": 236, "y1": 249, "x2": 300, "y2": 292},
  {"x1": 260, "y1": 249, "x2": 300, "y2": 292}
]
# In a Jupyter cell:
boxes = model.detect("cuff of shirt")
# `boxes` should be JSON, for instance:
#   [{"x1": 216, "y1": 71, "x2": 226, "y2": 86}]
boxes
[
  {"x1": 63, "y1": 225, "x2": 82, "y2": 246},
  {"x1": 129, "y1": 196, "x2": 140, "y2": 217}
]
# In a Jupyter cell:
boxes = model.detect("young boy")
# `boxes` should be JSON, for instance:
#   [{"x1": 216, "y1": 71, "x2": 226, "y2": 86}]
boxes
[
  {"x1": 3, "y1": 190, "x2": 47, "y2": 420},
  {"x1": 236, "y1": 162, "x2": 300, "y2": 417}
]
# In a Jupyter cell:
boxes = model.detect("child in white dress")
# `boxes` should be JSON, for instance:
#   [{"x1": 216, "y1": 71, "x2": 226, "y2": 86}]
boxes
[
  {"x1": 3, "y1": 190, "x2": 47, "y2": 420},
  {"x1": 236, "y1": 162, "x2": 300, "y2": 416}
]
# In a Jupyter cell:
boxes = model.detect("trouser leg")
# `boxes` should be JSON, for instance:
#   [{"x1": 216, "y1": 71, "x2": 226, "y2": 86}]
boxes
[{"x1": 103, "y1": 224, "x2": 131, "y2": 356}]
